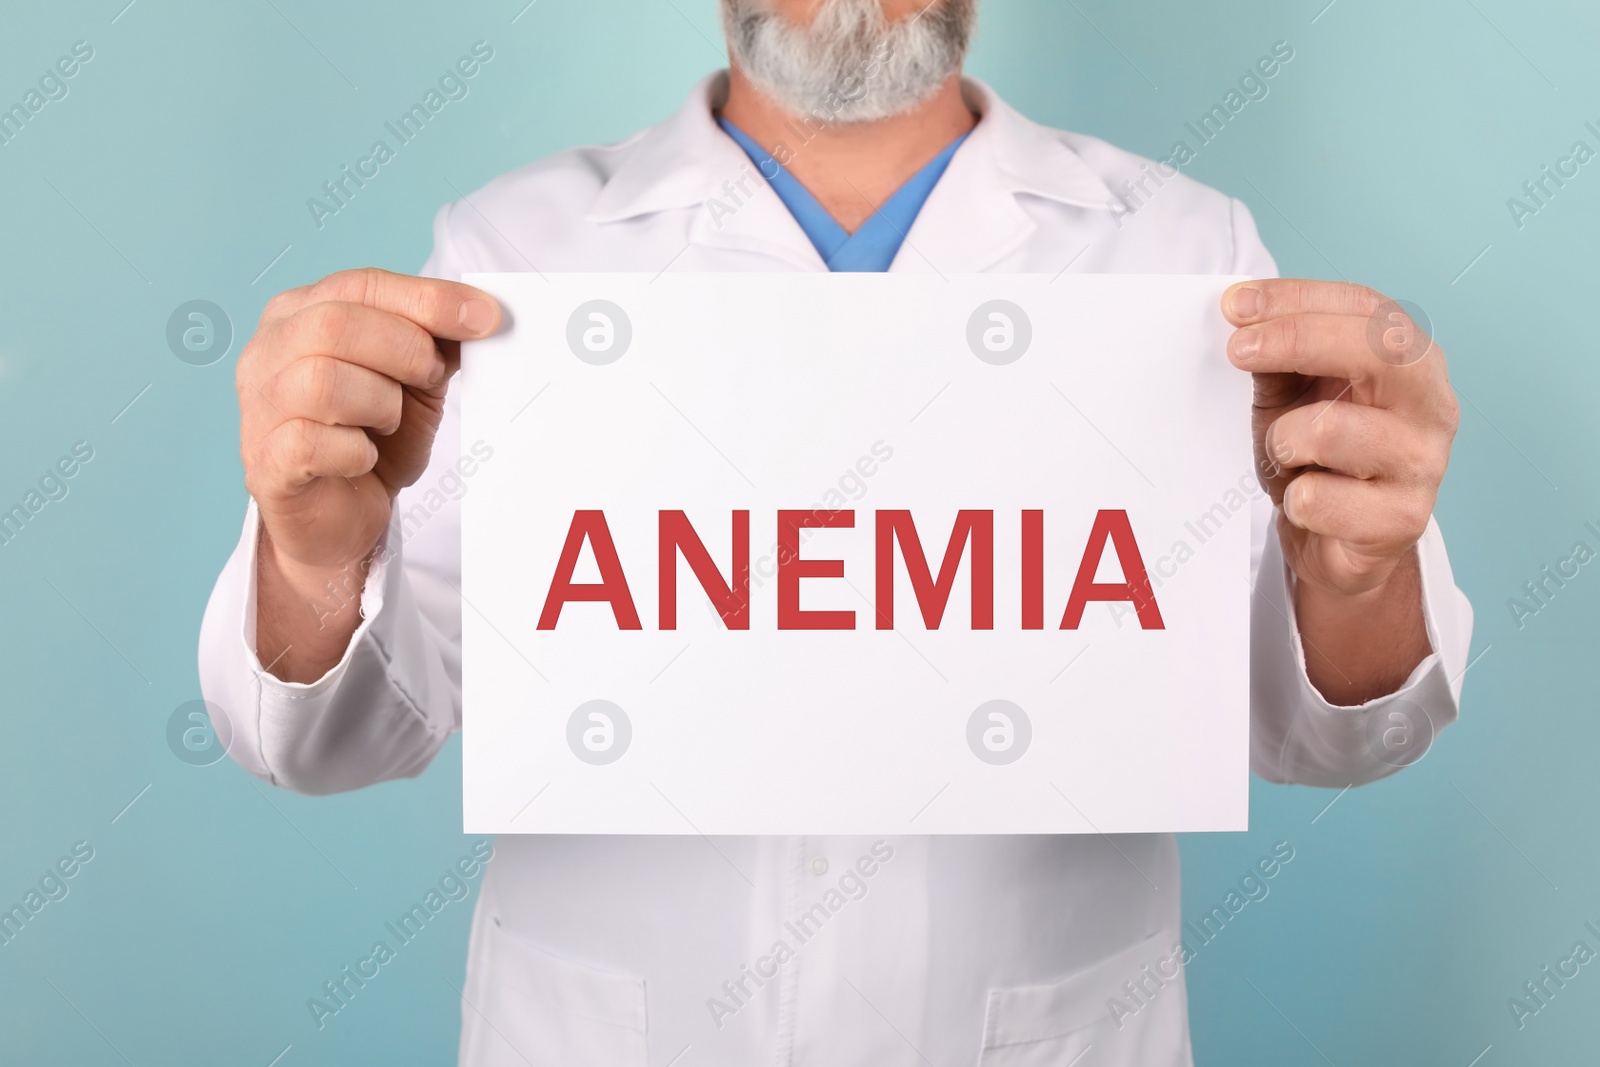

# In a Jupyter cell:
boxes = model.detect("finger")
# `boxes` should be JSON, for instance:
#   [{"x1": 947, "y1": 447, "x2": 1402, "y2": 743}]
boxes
[
  {"x1": 264, "y1": 268, "x2": 501, "y2": 341},
  {"x1": 1282, "y1": 470, "x2": 1432, "y2": 546},
  {"x1": 1229, "y1": 314, "x2": 1432, "y2": 402},
  {"x1": 372, "y1": 387, "x2": 450, "y2": 490},
  {"x1": 1250, "y1": 369, "x2": 1318, "y2": 412},
  {"x1": 1223, "y1": 279, "x2": 1384, "y2": 325},
  {"x1": 271, "y1": 301, "x2": 448, "y2": 389},
  {"x1": 246, "y1": 420, "x2": 379, "y2": 501},
  {"x1": 1264, "y1": 400, "x2": 1416, "y2": 481},
  {"x1": 265, "y1": 356, "x2": 405, "y2": 435}
]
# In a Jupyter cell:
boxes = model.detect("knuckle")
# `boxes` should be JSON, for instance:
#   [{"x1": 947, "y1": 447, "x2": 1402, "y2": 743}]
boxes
[
  {"x1": 1438, "y1": 391, "x2": 1462, "y2": 437},
  {"x1": 1351, "y1": 284, "x2": 1387, "y2": 316},
  {"x1": 235, "y1": 322, "x2": 273, "y2": 374},
  {"x1": 380, "y1": 381, "x2": 405, "y2": 428},
  {"x1": 1305, "y1": 404, "x2": 1337, "y2": 453},
  {"x1": 357, "y1": 267, "x2": 386, "y2": 308},
  {"x1": 1257, "y1": 279, "x2": 1294, "y2": 317},
  {"x1": 1421, "y1": 442, "x2": 1452, "y2": 486},
  {"x1": 1267, "y1": 414, "x2": 1300, "y2": 467},
  {"x1": 234, "y1": 344, "x2": 256, "y2": 398},
  {"x1": 1272, "y1": 315, "x2": 1305, "y2": 363},
  {"x1": 242, "y1": 438, "x2": 272, "y2": 496},
  {"x1": 294, "y1": 355, "x2": 342, "y2": 413},
  {"x1": 1263, "y1": 416, "x2": 1284, "y2": 461},
  {"x1": 1394, "y1": 436, "x2": 1430, "y2": 484},
  {"x1": 1288, "y1": 473, "x2": 1315, "y2": 520},
  {"x1": 235, "y1": 339, "x2": 275, "y2": 407},
  {"x1": 1281, "y1": 278, "x2": 1315, "y2": 315},
  {"x1": 1399, "y1": 497, "x2": 1432, "y2": 541},
  {"x1": 1381, "y1": 416, "x2": 1441, "y2": 486},
  {"x1": 277, "y1": 419, "x2": 321, "y2": 475},
  {"x1": 298, "y1": 301, "x2": 354, "y2": 353},
  {"x1": 313, "y1": 268, "x2": 376, "y2": 303},
  {"x1": 353, "y1": 266, "x2": 386, "y2": 308},
  {"x1": 398, "y1": 319, "x2": 437, "y2": 381},
  {"x1": 396, "y1": 275, "x2": 433, "y2": 322},
  {"x1": 261, "y1": 287, "x2": 303, "y2": 324}
]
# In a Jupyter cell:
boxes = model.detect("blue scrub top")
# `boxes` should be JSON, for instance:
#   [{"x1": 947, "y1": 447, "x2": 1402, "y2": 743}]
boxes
[{"x1": 717, "y1": 116, "x2": 969, "y2": 273}]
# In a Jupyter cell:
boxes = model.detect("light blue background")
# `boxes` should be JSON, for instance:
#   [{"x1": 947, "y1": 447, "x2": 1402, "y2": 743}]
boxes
[{"x1": 0, "y1": 0, "x2": 1593, "y2": 1063}]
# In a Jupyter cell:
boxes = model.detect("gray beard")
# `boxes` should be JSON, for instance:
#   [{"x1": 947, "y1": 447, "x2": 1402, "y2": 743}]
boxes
[{"x1": 722, "y1": 0, "x2": 976, "y2": 124}]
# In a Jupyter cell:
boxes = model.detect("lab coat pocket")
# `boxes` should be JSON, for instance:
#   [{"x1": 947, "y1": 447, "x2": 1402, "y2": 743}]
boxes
[
  {"x1": 978, "y1": 931, "x2": 1189, "y2": 1067},
  {"x1": 458, "y1": 914, "x2": 649, "y2": 1067}
]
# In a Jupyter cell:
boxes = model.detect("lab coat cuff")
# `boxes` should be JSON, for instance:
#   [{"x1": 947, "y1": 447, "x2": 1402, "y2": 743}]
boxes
[{"x1": 1257, "y1": 514, "x2": 1466, "y2": 784}]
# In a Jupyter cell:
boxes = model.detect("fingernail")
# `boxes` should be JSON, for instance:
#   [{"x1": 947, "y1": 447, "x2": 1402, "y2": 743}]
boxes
[
  {"x1": 428, "y1": 360, "x2": 448, "y2": 386},
  {"x1": 1231, "y1": 328, "x2": 1261, "y2": 360},
  {"x1": 458, "y1": 298, "x2": 496, "y2": 336},
  {"x1": 1230, "y1": 286, "x2": 1263, "y2": 320}
]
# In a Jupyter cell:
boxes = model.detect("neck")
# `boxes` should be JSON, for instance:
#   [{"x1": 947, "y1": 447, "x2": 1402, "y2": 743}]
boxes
[{"x1": 719, "y1": 66, "x2": 978, "y2": 234}]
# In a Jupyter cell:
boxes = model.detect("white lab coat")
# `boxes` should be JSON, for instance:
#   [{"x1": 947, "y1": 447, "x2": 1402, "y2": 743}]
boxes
[{"x1": 198, "y1": 73, "x2": 1473, "y2": 1067}]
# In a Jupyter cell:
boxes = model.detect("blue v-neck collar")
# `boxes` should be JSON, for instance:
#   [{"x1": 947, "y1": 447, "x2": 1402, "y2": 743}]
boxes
[{"x1": 717, "y1": 116, "x2": 969, "y2": 272}]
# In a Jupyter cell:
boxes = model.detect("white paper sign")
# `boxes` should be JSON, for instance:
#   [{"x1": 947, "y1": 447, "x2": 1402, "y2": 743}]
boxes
[{"x1": 460, "y1": 273, "x2": 1252, "y2": 835}]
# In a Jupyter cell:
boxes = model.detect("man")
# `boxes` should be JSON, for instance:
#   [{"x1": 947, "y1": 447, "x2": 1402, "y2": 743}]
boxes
[{"x1": 200, "y1": 0, "x2": 1473, "y2": 1063}]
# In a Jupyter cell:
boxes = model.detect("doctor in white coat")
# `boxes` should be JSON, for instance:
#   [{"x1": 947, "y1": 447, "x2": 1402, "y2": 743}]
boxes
[{"x1": 200, "y1": 0, "x2": 1473, "y2": 1063}]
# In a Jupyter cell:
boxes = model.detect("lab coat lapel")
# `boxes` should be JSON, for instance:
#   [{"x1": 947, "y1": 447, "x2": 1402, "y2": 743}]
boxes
[
  {"x1": 587, "y1": 73, "x2": 1117, "y2": 275},
  {"x1": 588, "y1": 72, "x2": 827, "y2": 272},
  {"x1": 687, "y1": 161, "x2": 831, "y2": 272},
  {"x1": 893, "y1": 80, "x2": 1118, "y2": 274},
  {"x1": 888, "y1": 136, "x2": 1037, "y2": 275}
]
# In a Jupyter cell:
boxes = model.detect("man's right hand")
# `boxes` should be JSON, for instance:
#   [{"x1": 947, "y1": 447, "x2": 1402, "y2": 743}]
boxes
[{"x1": 236, "y1": 268, "x2": 501, "y2": 681}]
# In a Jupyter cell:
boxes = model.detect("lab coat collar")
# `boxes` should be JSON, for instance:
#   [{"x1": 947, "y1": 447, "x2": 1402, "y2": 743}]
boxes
[{"x1": 587, "y1": 72, "x2": 1117, "y2": 272}]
